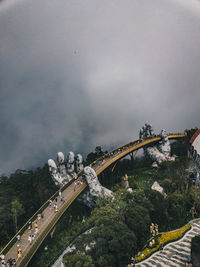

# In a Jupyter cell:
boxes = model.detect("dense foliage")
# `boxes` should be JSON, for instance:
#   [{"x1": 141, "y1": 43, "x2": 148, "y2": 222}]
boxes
[
  {"x1": 63, "y1": 192, "x2": 141, "y2": 267},
  {"x1": 62, "y1": 142, "x2": 200, "y2": 266},
  {"x1": 84, "y1": 146, "x2": 107, "y2": 165}
]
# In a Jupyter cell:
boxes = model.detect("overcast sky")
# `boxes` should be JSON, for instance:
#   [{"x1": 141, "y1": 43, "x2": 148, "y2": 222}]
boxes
[{"x1": 0, "y1": 0, "x2": 200, "y2": 175}]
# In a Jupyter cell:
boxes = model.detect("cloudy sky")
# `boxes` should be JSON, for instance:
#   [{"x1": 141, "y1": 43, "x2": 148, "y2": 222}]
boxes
[{"x1": 0, "y1": 0, "x2": 200, "y2": 175}]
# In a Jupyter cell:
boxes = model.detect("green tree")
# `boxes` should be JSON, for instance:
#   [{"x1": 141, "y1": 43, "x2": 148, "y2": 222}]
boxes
[
  {"x1": 166, "y1": 193, "x2": 189, "y2": 228},
  {"x1": 125, "y1": 203, "x2": 151, "y2": 249},
  {"x1": 189, "y1": 185, "x2": 200, "y2": 213},
  {"x1": 69, "y1": 195, "x2": 138, "y2": 267},
  {"x1": 144, "y1": 189, "x2": 169, "y2": 231},
  {"x1": 11, "y1": 199, "x2": 24, "y2": 232},
  {"x1": 89, "y1": 222, "x2": 137, "y2": 267},
  {"x1": 85, "y1": 146, "x2": 107, "y2": 165},
  {"x1": 63, "y1": 253, "x2": 95, "y2": 267}
]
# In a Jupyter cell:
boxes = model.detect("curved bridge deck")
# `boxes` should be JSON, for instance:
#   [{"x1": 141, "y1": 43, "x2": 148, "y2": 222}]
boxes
[{"x1": 1, "y1": 133, "x2": 186, "y2": 266}]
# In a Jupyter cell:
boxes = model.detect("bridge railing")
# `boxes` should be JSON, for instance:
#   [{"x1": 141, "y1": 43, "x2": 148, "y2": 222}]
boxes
[
  {"x1": 90, "y1": 138, "x2": 143, "y2": 169},
  {"x1": 91, "y1": 133, "x2": 187, "y2": 171},
  {"x1": 19, "y1": 182, "x2": 87, "y2": 267},
  {"x1": 1, "y1": 132, "x2": 187, "y2": 258},
  {"x1": 0, "y1": 178, "x2": 75, "y2": 256},
  {"x1": 91, "y1": 136, "x2": 159, "y2": 169}
]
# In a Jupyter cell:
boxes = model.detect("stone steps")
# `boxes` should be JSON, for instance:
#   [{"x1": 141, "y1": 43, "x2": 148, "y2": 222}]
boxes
[{"x1": 135, "y1": 219, "x2": 200, "y2": 267}]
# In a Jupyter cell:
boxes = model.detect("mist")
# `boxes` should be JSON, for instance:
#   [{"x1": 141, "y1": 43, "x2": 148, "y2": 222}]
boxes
[{"x1": 0, "y1": 0, "x2": 200, "y2": 174}]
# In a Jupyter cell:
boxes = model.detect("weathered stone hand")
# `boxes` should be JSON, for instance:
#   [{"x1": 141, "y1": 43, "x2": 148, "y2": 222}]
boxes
[
  {"x1": 140, "y1": 124, "x2": 175, "y2": 167},
  {"x1": 84, "y1": 166, "x2": 113, "y2": 199},
  {"x1": 48, "y1": 151, "x2": 84, "y2": 187}
]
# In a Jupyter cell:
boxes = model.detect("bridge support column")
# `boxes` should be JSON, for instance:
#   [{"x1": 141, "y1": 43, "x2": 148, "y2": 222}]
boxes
[{"x1": 130, "y1": 152, "x2": 134, "y2": 161}]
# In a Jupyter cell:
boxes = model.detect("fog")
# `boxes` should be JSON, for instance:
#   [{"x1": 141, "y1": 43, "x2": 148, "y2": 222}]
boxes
[{"x1": 0, "y1": 0, "x2": 200, "y2": 174}]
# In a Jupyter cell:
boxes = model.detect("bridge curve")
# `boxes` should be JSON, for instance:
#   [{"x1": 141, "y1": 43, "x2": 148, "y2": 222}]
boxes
[{"x1": 1, "y1": 133, "x2": 186, "y2": 266}]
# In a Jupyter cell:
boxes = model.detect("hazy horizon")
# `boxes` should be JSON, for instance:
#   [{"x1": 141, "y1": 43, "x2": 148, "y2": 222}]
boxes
[{"x1": 0, "y1": 0, "x2": 200, "y2": 175}]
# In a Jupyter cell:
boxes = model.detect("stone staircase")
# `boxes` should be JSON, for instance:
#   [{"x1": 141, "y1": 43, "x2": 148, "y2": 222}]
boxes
[{"x1": 136, "y1": 219, "x2": 200, "y2": 267}]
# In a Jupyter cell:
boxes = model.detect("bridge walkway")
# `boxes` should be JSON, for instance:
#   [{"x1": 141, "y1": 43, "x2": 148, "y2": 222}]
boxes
[
  {"x1": 1, "y1": 133, "x2": 186, "y2": 266},
  {"x1": 4, "y1": 177, "x2": 87, "y2": 267}
]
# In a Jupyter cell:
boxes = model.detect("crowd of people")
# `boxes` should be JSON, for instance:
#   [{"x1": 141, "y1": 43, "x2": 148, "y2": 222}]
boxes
[
  {"x1": 0, "y1": 188, "x2": 68, "y2": 266},
  {"x1": 91, "y1": 139, "x2": 142, "y2": 170},
  {"x1": 0, "y1": 254, "x2": 16, "y2": 267},
  {"x1": 73, "y1": 178, "x2": 84, "y2": 192},
  {"x1": 150, "y1": 222, "x2": 159, "y2": 236}
]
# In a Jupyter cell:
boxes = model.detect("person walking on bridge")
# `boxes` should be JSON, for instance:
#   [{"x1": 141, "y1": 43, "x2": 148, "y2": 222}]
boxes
[
  {"x1": 17, "y1": 248, "x2": 22, "y2": 259},
  {"x1": 17, "y1": 234, "x2": 21, "y2": 242},
  {"x1": 28, "y1": 221, "x2": 32, "y2": 233},
  {"x1": 28, "y1": 235, "x2": 32, "y2": 245},
  {"x1": 74, "y1": 180, "x2": 77, "y2": 191},
  {"x1": 34, "y1": 222, "x2": 38, "y2": 234}
]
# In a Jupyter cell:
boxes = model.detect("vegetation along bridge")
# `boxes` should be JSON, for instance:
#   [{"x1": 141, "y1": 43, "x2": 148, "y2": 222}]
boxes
[{"x1": 1, "y1": 133, "x2": 186, "y2": 266}]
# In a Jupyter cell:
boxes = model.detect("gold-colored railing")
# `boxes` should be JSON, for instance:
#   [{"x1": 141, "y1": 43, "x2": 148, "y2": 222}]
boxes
[{"x1": 1, "y1": 133, "x2": 187, "y2": 266}]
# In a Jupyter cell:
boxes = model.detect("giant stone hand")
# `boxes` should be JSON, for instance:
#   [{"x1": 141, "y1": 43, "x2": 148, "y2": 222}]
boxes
[
  {"x1": 75, "y1": 154, "x2": 84, "y2": 173},
  {"x1": 48, "y1": 151, "x2": 83, "y2": 187},
  {"x1": 48, "y1": 152, "x2": 113, "y2": 208},
  {"x1": 140, "y1": 124, "x2": 175, "y2": 166},
  {"x1": 84, "y1": 166, "x2": 113, "y2": 199}
]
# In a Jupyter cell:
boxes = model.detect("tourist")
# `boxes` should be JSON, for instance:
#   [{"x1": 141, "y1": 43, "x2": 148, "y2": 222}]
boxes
[
  {"x1": 28, "y1": 235, "x2": 32, "y2": 245},
  {"x1": 31, "y1": 234, "x2": 35, "y2": 241},
  {"x1": 0, "y1": 254, "x2": 5, "y2": 261},
  {"x1": 159, "y1": 244, "x2": 164, "y2": 250},
  {"x1": 0, "y1": 255, "x2": 6, "y2": 267},
  {"x1": 1, "y1": 259, "x2": 6, "y2": 267},
  {"x1": 17, "y1": 234, "x2": 21, "y2": 242},
  {"x1": 54, "y1": 203, "x2": 58, "y2": 212},
  {"x1": 12, "y1": 259, "x2": 16, "y2": 267},
  {"x1": 34, "y1": 222, "x2": 38, "y2": 234},
  {"x1": 28, "y1": 221, "x2": 32, "y2": 233},
  {"x1": 17, "y1": 248, "x2": 22, "y2": 259},
  {"x1": 74, "y1": 181, "x2": 77, "y2": 191},
  {"x1": 59, "y1": 189, "x2": 62, "y2": 198},
  {"x1": 6, "y1": 258, "x2": 13, "y2": 267},
  {"x1": 49, "y1": 199, "x2": 52, "y2": 207},
  {"x1": 155, "y1": 224, "x2": 159, "y2": 235}
]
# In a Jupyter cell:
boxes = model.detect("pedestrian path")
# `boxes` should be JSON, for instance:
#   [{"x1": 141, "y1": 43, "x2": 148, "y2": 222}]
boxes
[
  {"x1": 135, "y1": 218, "x2": 200, "y2": 267},
  {"x1": 2, "y1": 178, "x2": 86, "y2": 267}
]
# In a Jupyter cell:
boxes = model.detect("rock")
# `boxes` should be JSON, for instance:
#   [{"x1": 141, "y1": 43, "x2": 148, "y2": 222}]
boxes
[{"x1": 151, "y1": 181, "x2": 164, "y2": 195}]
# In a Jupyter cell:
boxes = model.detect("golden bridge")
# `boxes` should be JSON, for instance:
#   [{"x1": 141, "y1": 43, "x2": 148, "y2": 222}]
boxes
[{"x1": 0, "y1": 133, "x2": 186, "y2": 266}]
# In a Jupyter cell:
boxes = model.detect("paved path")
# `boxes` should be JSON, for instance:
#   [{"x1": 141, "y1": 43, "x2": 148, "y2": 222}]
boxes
[
  {"x1": 2, "y1": 178, "x2": 84, "y2": 267},
  {"x1": 135, "y1": 219, "x2": 200, "y2": 267}
]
